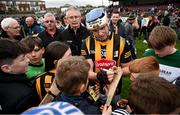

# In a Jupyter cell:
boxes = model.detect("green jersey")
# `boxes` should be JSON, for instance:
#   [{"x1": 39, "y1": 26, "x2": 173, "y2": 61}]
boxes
[
  {"x1": 143, "y1": 49, "x2": 180, "y2": 82},
  {"x1": 26, "y1": 59, "x2": 45, "y2": 79}
]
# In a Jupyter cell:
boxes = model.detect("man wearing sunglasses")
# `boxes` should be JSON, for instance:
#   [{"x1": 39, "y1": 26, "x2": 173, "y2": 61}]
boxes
[
  {"x1": 81, "y1": 8, "x2": 132, "y2": 98},
  {"x1": 38, "y1": 13, "x2": 62, "y2": 48},
  {"x1": 0, "y1": 17, "x2": 23, "y2": 41}
]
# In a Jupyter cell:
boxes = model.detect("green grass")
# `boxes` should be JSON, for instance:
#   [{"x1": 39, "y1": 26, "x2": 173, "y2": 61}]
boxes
[{"x1": 121, "y1": 38, "x2": 180, "y2": 99}]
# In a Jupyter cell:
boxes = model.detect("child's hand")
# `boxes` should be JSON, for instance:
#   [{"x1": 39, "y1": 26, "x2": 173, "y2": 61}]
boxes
[
  {"x1": 117, "y1": 99, "x2": 132, "y2": 113},
  {"x1": 117, "y1": 99, "x2": 128, "y2": 108},
  {"x1": 102, "y1": 104, "x2": 112, "y2": 115}
]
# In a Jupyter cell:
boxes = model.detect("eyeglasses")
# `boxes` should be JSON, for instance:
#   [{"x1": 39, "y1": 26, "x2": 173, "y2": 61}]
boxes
[
  {"x1": 45, "y1": 20, "x2": 55, "y2": 23},
  {"x1": 9, "y1": 26, "x2": 20, "y2": 29},
  {"x1": 67, "y1": 16, "x2": 80, "y2": 20}
]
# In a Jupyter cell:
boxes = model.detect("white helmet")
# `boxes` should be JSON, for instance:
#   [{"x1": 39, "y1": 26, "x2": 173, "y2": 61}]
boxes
[{"x1": 86, "y1": 8, "x2": 108, "y2": 30}]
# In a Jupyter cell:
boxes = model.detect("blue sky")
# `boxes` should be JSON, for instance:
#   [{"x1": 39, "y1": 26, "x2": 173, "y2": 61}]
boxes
[{"x1": 44, "y1": 0, "x2": 110, "y2": 8}]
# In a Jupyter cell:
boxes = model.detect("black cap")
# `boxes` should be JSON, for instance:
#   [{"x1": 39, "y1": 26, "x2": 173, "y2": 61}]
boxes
[{"x1": 128, "y1": 15, "x2": 135, "y2": 20}]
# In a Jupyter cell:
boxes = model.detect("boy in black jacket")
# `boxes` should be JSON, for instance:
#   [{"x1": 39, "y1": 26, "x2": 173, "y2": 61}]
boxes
[{"x1": 0, "y1": 39, "x2": 39, "y2": 113}]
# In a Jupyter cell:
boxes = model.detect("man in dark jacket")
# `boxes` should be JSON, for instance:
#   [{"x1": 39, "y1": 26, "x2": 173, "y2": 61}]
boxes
[
  {"x1": 38, "y1": 13, "x2": 62, "y2": 48},
  {"x1": 162, "y1": 11, "x2": 170, "y2": 27},
  {"x1": 24, "y1": 16, "x2": 42, "y2": 36},
  {"x1": 0, "y1": 39, "x2": 39, "y2": 113},
  {"x1": 109, "y1": 11, "x2": 126, "y2": 38},
  {"x1": 60, "y1": 6, "x2": 90, "y2": 56}
]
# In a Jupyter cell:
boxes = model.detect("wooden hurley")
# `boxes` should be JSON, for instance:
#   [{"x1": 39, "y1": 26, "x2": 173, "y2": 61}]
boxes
[
  {"x1": 105, "y1": 67, "x2": 123, "y2": 106},
  {"x1": 39, "y1": 93, "x2": 54, "y2": 105},
  {"x1": 39, "y1": 80, "x2": 57, "y2": 105}
]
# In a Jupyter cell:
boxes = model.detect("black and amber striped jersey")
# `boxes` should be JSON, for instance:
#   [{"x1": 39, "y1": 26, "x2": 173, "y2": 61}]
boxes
[
  {"x1": 81, "y1": 33, "x2": 132, "y2": 95},
  {"x1": 35, "y1": 70, "x2": 55, "y2": 101},
  {"x1": 81, "y1": 33, "x2": 132, "y2": 71}
]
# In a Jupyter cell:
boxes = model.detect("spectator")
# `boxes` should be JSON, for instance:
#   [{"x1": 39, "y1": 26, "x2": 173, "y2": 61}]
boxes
[
  {"x1": 0, "y1": 39, "x2": 39, "y2": 113},
  {"x1": 143, "y1": 26, "x2": 180, "y2": 82},
  {"x1": 0, "y1": 17, "x2": 23, "y2": 41},
  {"x1": 60, "y1": 6, "x2": 90, "y2": 56},
  {"x1": 125, "y1": 14, "x2": 137, "y2": 59},
  {"x1": 162, "y1": 10, "x2": 170, "y2": 26},
  {"x1": 24, "y1": 16, "x2": 42, "y2": 36},
  {"x1": 128, "y1": 76, "x2": 180, "y2": 114},
  {"x1": 129, "y1": 56, "x2": 159, "y2": 81},
  {"x1": 22, "y1": 102, "x2": 84, "y2": 115},
  {"x1": 147, "y1": 15, "x2": 158, "y2": 37},
  {"x1": 35, "y1": 41, "x2": 71, "y2": 101},
  {"x1": 20, "y1": 36, "x2": 45, "y2": 79},
  {"x1": 54, "y1": 56, "x2": 101, "y2": 114},
  {"x1": 38, "y1": 13, "x2": 62, "y2": 47},
  {"x1": 109, "y1": 11, "x2": 126, "y2": 38}
]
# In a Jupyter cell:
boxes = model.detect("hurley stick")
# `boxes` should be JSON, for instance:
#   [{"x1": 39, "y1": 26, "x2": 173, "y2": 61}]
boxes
[{"x1": 105, "y1": 67, "x2": 123, "y2": 106}]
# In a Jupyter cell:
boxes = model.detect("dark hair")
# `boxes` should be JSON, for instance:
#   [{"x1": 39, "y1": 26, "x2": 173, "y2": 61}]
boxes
[
  {"x1": 111, "y1": 10, "x2": 119, "y2": 15},
  {"x1": 56, "y1": 56, "x2": 90, "y2": 96},
  {"x1": 20, "y1": 36, "x2": 43, "y2": 51},
  {"x1": 45, "y1": 41, "x2": 69, "y2": 71},
  {"x1": 128, "y1": 76, "x2": 180, "y2": 114},
  {"x1": 0, "y1": 39, "x2": 29, "y2": 67}
]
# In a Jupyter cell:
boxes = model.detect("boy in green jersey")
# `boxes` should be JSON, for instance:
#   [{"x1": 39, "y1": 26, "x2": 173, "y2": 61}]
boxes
[
  {"x1": 20, "y1": 36, "x2": 45, "y2": 79},
  {"x1": 143, "y1": 26, "x2": 180, "y2": 82}
]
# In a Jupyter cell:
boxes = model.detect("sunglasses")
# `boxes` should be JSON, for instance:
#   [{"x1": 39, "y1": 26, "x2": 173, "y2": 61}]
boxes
[{"x1": 45, "y1": 20, "x2": 55, "y2": 23}]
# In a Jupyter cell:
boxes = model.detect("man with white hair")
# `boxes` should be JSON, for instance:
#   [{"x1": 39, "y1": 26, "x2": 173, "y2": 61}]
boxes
[
  {"x1": 0, "y1": 17, "x2": 22, "y2": 41},
  {"x1": 38, "y1": 13, "x2": 62, "y2": 47}
]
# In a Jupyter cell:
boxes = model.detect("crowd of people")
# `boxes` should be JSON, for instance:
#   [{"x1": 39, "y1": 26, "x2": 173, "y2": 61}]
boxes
[{"x1": 0, "y1": 4, "x2": 180, "y2": 114}]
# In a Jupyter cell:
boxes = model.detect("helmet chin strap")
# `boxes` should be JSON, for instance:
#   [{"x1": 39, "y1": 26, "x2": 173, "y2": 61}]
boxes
[{"x1": 95, "y1": 37, "x2": 108, "y2": 42}]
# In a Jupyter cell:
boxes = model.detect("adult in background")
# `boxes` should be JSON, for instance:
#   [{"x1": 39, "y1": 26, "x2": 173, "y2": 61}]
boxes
[
  {"x1": 24, "y1": 16, "x2": 42, "y2": 36},
  {"x1": 38, "y1": 13, "x2": 62, "y2": 48},
  {"x1": 162, "y1": 10, "x2": 170, "y2": 27},
  {"x1": 109, "y1": 10, "x2": 125, "y2": 38},
  {"x1": 0, "y1": 17, "x2": 23, "y2": 41},
  {"x1": 60, "y1": 6, "x2": 90, "y2": 56},
  {"x1": 125, "y1": 15, "x2": 137, "y2": 59}
]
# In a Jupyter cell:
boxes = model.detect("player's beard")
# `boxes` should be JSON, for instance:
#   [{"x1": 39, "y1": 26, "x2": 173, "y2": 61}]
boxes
[{"x1": 93, "y1": 31, "x2": 109, "y2": 42}]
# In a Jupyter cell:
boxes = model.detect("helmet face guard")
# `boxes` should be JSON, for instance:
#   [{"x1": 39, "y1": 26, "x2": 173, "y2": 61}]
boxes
[{"x1": 86, "y1": 8, "x2": 108, "y2": 31}]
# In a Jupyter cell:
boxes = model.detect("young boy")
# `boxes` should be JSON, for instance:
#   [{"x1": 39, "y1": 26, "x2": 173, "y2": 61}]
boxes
[
  {"x1": 20, "y1": 36, "x2": 45, "y2": 79},
  {"x1": 0, "y1": 39, "x2": 39, "y2": 113},
  {"x1": 143, "y1": 26, "x2": 180, "y2": 82},
  {"x1": 54, "y1": 56, "x2": 101, "y2": 114},
  {"x1": 36, "y1": 41, "x2": 71, "y2": 101},
  {"x1": 129, "y1": 56, "x2": 160, "y2": 81},
  {"x1": 128, "y1": 76, "x2": 180, "y2": 114}
]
